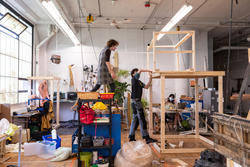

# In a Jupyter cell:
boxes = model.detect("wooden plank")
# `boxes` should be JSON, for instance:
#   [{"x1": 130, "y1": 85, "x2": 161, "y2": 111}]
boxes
[
  {"x1": 160, "y1": 75, "x2": 166, "y2": 151},
  {"x1": 156, "y1": 50, "x2": 193, "y2": 54},
  {"x1": 156, "y1": 31, "x2": 195, "y2": 35},
  {"x1": 56, "y1": 80, "x2": 60, "y2": 126},
  {"x1": 27, "y1": 76, "x2": 60, "y2": 80},
  {"x1": 155, "y1": 45, "x2": 175, "y2": 48},
  {"x1": 230, "y1": 94, "x2": 250, "y2": 101},
  {"x1": 127, "y1": 92, "x2": 131, "y2": 125},
  {"x1": 152, "y1": 71, "x2": 225, "y2": 79},
  {"x1": 247, "y1": 110, "x2": 250, "y2": 120},
  {"x1": 192, "y1": 31, "x2": 196, "y2": 71},
  {"x1": 175, "y1": 33, "x2": 192, "y2": 48},
  {"x1": 176, "y1": 48, "x2": 180, "y2": 71},
  {"x1": 172, "y1": 159, "x2": 188, "y2": 167},
  {"x1": 161, "y1": 148, "x2": 206, "y2": 153},
  {"x1": 199, "y1": 135, "x2": 214, "y2": 146},
  {"x1": 149, "y1": 85, "x2": 153, "y2": 135},
  {"x1": 153, "y1": 32, "x2": 156, "y2": 71},
  {"x1": 195, "y1": 78, "x2": 199, "y2": 136},
  {"x1": 147, "y1": 47, "x2": 150, "y2": 69},
  {"x1": 233, "y1": 63, "x2": 250, "y2": 115},
  {"x1": 149, "y1": 134, "x2": 198, "y2": 139},
  {"x1": 215, "y1": 144, "x2": 250, "y2": 166}
]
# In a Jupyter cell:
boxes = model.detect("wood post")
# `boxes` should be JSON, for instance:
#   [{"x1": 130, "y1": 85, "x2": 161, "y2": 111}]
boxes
[
  {"x1": 147, "y1": 46, "x2": 150, "y2": 69},
  {"x1": 127, "y1": 92, "x2": 131, "y2": 126},
  {"x1": 195, "y1": 78, "x2": 199, "y2": 136},
  {"x1": 176, "y1": 47, "x2": 180, "y2": 71},
  {"x1": 218, "y1": 76, "x2": 223, "y2": 114},
  {"x1": 153, "y1": 32, "x2": 156, "y2": 71},
  {"x1": 160, "y1": 75, "x2": 166, "y2": 151},
  {"x1": 149, "y1": 84, "x2": 153, "y2": 136},
  {"x1": 192, "y1": 31, "x2": 196, "y2": 71},
  {"x1": 56, "y1": 80, "x2": 60, "y2": 126}
]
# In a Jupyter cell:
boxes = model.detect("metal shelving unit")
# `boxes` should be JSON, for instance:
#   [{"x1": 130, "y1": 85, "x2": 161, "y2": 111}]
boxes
[{"x1": 77, "y1": 98, "x2": 112, "y2": 167}]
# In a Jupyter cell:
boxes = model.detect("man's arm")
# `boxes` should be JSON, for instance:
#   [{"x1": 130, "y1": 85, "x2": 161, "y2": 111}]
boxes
[
  {"x1": 144, "y1": 72, "x2": 152, "y2": 89},
  {"x1": 138, "y1": 69, "x2": 152, "y2": 74}
]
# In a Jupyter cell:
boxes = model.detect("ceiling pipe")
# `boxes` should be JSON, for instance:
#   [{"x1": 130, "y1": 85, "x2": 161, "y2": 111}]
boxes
[
  {"x1": 183, "y1": 0, "x2": 208, "y2": 25},
  {"x1": 35, "y1": 25, "x2": 58, "y2": 76},
  {"x1": 214, "y1": 46, "x2": 249, "y2": 53},
  {"x1": 140, "y1": 0, "x2": 163, "y2": 30}
]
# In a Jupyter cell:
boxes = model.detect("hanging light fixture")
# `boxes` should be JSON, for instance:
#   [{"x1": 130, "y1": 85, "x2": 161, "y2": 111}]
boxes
[
  {"x1": 157, "y1": 4, "x2": 193, "y2": 40},
  {"x1": 41, "y1": 0, "x2": 80, "y2": 45}
]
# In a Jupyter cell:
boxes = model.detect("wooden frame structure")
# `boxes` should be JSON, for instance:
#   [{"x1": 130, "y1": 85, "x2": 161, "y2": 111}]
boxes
[
  {"x1": 147, "y1": 31, "x2": 225, "y2": 153},
  {"x1": 27, "y1": 76, "x2": 61, "y2": 129},
  {"x1": 147, "y1": 31, "x2": 196, "y2": 71}
]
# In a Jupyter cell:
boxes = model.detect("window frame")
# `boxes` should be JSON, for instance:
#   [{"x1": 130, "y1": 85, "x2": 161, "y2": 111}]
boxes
[{"x1": 0, "y1": 0, "x2": 34, "y2": 104}]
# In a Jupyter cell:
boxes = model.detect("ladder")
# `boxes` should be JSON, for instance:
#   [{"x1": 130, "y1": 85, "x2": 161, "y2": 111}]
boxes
[{"x1": 233, "y1": 49, "x2": 250, "y2": 115}]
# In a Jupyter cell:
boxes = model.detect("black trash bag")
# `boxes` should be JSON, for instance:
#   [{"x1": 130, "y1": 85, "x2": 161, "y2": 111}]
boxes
[
  {"x1": 193, "y1": 159, "x2": 223, "y2": 167},
  {"x1": 200, "y1": 149, "x2": 224, "y2": 162}
]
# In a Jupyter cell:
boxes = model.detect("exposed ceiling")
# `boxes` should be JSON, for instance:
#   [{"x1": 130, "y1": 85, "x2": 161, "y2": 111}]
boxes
[{"x1": 4, "y1": 0, "x2": 250, "y2": 32}]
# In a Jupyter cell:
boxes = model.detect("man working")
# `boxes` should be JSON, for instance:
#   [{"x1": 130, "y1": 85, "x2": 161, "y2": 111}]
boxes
[{"x1": 128, "y1": 68, "x2": 157, "y2": 144}]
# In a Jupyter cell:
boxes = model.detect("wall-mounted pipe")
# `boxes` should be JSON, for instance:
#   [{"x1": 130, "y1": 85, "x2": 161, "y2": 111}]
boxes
[{"x1": 35, "y1": 25, "x2": 58, "y2": 76}]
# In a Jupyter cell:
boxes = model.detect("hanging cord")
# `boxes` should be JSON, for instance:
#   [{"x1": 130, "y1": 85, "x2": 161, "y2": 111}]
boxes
[
  {"x1": 77, "y1": 0, "x2": 85, "y2": 74},
  {"x1": 77, "y1": 0, "x2": 98, "y2": 63},
  {"x1": 87, "y1": 24, "x2": 98, "y2": 62}
]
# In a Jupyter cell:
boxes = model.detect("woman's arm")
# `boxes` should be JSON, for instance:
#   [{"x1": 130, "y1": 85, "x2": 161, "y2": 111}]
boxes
[{"x1": 106, "y1": 62, "x2": 116, "y2": 79}]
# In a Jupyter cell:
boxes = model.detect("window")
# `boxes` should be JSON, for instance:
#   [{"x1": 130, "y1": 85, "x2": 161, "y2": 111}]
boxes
[{"x1": 0, "y1": 2, "x2": 33, "y2": 104}]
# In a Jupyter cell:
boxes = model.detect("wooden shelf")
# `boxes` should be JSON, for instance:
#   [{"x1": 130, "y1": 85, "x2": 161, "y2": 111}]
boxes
[{"x1": 152, "y1": 71, "x2": 225, "y2": 79}]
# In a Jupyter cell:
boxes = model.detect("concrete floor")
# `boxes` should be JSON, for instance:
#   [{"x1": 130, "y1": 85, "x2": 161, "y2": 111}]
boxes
[{"x1": 0, "y1": 125, "x2": 211, "y2": 167}]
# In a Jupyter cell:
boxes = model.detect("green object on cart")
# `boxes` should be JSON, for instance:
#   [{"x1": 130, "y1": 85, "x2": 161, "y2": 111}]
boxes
[
  {"x1": 80, "y1": 152, "x2": 92, "y2": 167},
  {"x1": 181, "y1": 120, "x2": 190, "y2": 129},
  {"x1": 92, "y1": 165, "x2": 98, "y2": 167}
]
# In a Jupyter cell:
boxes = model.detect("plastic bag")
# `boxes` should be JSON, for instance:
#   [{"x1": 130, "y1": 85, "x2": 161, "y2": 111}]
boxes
[
  {"x1": 50, "y1": 147, "x2": 71, "y2": 162},
  {"x1": 0, "y1": 118, "x2": 10, "y2": 135},
  {"x1": 114, "y1": 141, "x2": 153, "y2": 167},
  {"x1": 5, "y1": 123, "x2": 19, "y2": 136}
]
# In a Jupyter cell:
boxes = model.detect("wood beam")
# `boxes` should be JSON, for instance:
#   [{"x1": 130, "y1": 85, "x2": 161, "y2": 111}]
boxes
[
  {"x1": 175, "y1": 33, "x2": 192, "y2": 48},
  {"x1": 156, "y1": 50, "x2": 193, "y2": 54}
]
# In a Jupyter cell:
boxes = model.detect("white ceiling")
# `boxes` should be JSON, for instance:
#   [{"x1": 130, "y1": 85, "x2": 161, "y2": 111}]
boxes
[{"x1": 4, "y1": 0, "x2": 250, "y2": 30}]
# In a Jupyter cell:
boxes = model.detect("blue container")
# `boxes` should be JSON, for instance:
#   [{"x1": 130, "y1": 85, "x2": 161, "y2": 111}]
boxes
[{"x1": 42, "y1": 135, "x2": 61, "y2": 149}]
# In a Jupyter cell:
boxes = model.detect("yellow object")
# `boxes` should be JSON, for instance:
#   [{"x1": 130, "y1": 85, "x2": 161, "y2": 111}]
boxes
[
  {"x1": 5, "y1": 124, "x2": 19, "y2": 136},
  {"x1": 86, "y1": 14, "x2": 94, "y2": 23},
  {"x1": 68, "y1": 65, "x2": 74, "y2": 88},
  {"x1": 92, "y1": 102, "x2": 107, "y2": 110}
]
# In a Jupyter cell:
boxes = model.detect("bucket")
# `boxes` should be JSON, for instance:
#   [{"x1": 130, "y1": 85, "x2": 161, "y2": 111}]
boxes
[{"x1": 80, "y1": 152, "x2": 92, "y2": 167}]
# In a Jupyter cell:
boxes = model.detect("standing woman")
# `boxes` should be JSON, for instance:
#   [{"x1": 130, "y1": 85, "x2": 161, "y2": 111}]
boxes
[{"x1": 91, "y1": 39, "x2": 119, "y2": 92}]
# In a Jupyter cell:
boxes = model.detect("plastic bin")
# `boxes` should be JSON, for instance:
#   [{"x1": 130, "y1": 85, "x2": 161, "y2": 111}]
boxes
[
  {"x1": 42, "y1": 135, "x2": 61, "y2": 149},
  {"x1": 100, "y1": 93, "x2": 114, "y2": 99},
  {"x1": 92, "y1": 136, "x2": 104, "y2": 147},
  {"x1": 80, "y1": 152, "x2": 92, "y2": 167}
]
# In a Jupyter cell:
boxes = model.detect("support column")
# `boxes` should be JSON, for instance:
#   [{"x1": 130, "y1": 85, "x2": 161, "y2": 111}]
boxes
[
  {"x1": 218, "y1": 76, "x2": 223, "y2": 114},
  {"x1": 160, "y1": 75, "x2": 165, "y2": 151},
  {"x1": 195, "y1": 78, "x2": 199, "y2": 136}
]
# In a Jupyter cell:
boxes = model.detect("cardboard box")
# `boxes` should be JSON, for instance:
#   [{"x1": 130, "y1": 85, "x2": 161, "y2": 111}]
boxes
[
  {"x1": 11, "y1": 129, "x2": 30, "y2": 144},
  {"x1": 0, "y1": 104, "x2": 11, "y2": 122}
]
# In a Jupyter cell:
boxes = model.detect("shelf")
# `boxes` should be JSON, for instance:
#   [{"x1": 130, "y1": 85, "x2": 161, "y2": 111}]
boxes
[
  {"x1": 79, "y1": 122, "x2": 111, "y2": 126},
  {"x1": 78, "y1": 99, "x2": 112, "y2": 104},
  {"x1": 80, "y1": 145, "x2": 112, "y2": 150}
]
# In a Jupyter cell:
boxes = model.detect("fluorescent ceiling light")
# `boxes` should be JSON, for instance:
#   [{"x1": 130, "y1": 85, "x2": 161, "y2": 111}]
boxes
[
  {"x1": 41, "y1": 0, "x2": 80, "y2": 45},
  {"x1": 0, "y1": 13, "x2": 27, "y2": 36},
  {"x1": 157, "y1": 4, "x2": 193, "y2": 41}
]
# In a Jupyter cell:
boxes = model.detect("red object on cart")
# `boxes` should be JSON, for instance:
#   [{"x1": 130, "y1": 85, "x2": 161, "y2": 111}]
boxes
[
  {"x1": 100, "y1": 93, "x2": 114, "y2": 99},
  {"x1": 79, "y1": 105, "x2": 95, "y2": 124}
]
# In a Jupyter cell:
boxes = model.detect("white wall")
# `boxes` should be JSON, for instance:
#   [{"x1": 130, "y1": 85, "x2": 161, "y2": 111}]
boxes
[{"x1": 36, "y1": 26, "x2": 209, "y2": 121}]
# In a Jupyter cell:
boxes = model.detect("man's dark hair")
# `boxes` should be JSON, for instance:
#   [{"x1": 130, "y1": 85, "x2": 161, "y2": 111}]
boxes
[
  {"x1": 131, "y1": 68, "x2": 139, "y2": 77},
  {"x1": 107, "y1": 39, "x2": 119, "y2": 48},
  {"x1": 169, "y1": 94, "x2": 175, "y2": 98}
]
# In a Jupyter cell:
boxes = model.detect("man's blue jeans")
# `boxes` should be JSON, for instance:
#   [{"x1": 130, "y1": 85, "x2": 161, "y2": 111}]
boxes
[{"x1": 129, "y1": 99, "x2": 149, "y2": 137}]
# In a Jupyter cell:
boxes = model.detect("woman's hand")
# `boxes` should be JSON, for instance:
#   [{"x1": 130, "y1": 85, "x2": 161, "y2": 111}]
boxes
[{"x1": 111, "y1": 71, "x2": 117, "y2": 79}]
